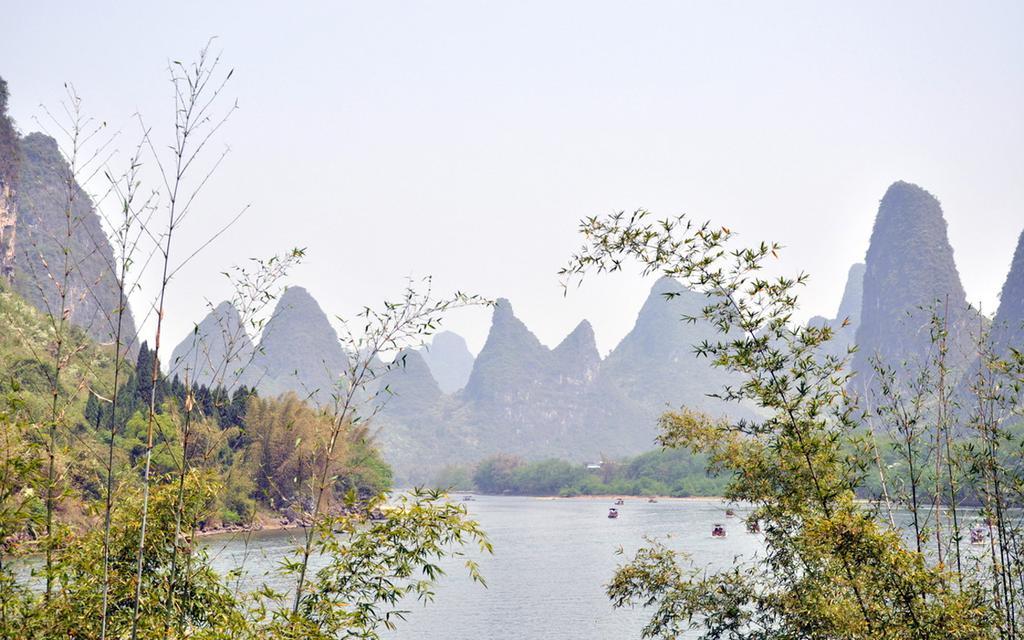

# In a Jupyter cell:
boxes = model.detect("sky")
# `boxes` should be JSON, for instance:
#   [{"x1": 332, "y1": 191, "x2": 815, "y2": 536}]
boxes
[{"x1": 3, "y1": 1, "x2": 1023, "y2": 355}]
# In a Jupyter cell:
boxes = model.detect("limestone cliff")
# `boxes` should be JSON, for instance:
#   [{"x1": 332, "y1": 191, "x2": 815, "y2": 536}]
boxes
[
  {"x1": 0, "y1": 77, "x2": 17, "y2": 282},
  {"x1": 11, "y1": 133, "x2": 139, "y2": 353},
  {"x1": 851, "y1": 181, "x2": 976, "y2": 392},
  {"x1": 0, "y1": 185, "x2": 14, "y2": 283},
  {"x1": 992, "y1": 230, "x2": 1024, "y2": 357},
  {"x1": 809, "y1": 262, "x2": 865, "y2": 359}
]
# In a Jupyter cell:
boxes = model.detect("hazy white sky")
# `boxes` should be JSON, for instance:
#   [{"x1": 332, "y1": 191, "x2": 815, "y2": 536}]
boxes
[{"x1": 3, "y1": 1, "x2": 1022, "y2": 355}]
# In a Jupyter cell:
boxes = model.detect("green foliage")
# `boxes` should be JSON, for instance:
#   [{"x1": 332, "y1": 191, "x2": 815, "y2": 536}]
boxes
[
  {"x1": 464, "y1": 448, "x2": 728, "y2": 497},
  {"x1": 0, "y1": 470, "x2": 486, "y2": 639},
  {"x1": 471, "y1": 454, "x2": 524, "y2": 494},
  {"x1": 0, "y1": 75, "x2": 17, "y2": 191},
  {"x1": 41, "y1": 472, "x2": 243, "y2": 639},
  {"x1": 270, "y1": 490, "x2": 490, "y2": 639},
  {"x1": 1, "y1": 280, "x2": 394, "y2": 526},
  {"x1": 0, "y1": 282, "x2": 117, "y2": 424},
  {"x1": 240, "y1": 393, "x2": 391, "y2": 510},
  {"x1": 432, "y1": 464, "x2": 475, "y2": 491},
  {"x1": 564, "y1": 210, "x2": 998, "y2": 639}
]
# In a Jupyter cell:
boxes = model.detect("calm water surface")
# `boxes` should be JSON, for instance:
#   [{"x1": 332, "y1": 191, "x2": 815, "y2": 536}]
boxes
[{"x1": 205, "y1": 496, "x2": 764, "y2": 639}]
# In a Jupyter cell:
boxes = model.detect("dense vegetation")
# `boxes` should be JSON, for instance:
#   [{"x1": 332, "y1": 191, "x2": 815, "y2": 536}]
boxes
[
  {"x1": 564, "y1": 208, "x2": 1024, "y2": 639},
  {"x1": 0, "y1": 49, "x2": 491, "y2": 639},
  {"x1": 437, "y1": 448, "x2": 728, "y2": 497},
  {"x1": 0, "y1": 287, "x2": 390, "y2": 529}
]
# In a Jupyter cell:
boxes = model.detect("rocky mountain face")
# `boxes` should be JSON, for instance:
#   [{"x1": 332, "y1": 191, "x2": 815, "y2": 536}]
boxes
[
  {"x1": 851, "y1": 181, "x2": 976, "y2": 392},
  {"x1": 249, "y1": 286, "x2": 346, "y2": 405},
  {"x1": 582, "y1": 277, "x2": 746, "y2": 454},
  {"x1": 418, "y1": 331, "x2": 474, "y2": 393},
  {"x1": 170, "y1": 286, "x2": 348, "y2": 404},
  {"x1": 0, "y1": 75, "x2": 138, "y2": 354},
  {"x1": 462, "y1": 299, "x2": 548, "y2": 403},
  {"x1": 552, "y1": 320, "x2": 600, "y2": 384},
  {"x1": 0, "y1": 184, "x2": 14, "y2": 283},
  {"x1": 992, "y1": 230, "x2": 1024, "y2": 357},
  {"x1": 808, "y1": 263, "x2": 865, "y2": 358},
  {"x1": 377, "y1": 349, "x2": 443, "y2": 418},
  {"x1": 0, "y1": 78, "x2": 16, "y2": 282},
  {"x1": 12, "y1": 133, "x2": 139, "y2": 353},
  {"x1": 169, "y1": 301, "x2": 256, "y2": 389},
  {"x1": 836, "y1": 262, "x2": 866, "y2": 328},
  {"x1": 452, "y1": 299, "x2": 585, "y2": 459}
]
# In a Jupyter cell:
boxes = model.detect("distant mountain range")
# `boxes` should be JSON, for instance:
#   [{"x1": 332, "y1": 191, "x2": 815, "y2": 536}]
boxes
[
  {"x1": 371, "y1": 281, "x2": 756, "y2": 481},
  {"x1": 169, "y1": 300, "x2": 255, "y2": 390},
  {"x1": 3, "y1": 71, "x2": 1021, "y2": 487},
  {"x1": 171, "y1": 277, "x2": 754, "y2": 482},
  {"x1": 170, "y1": 286, "x2": 347, "y2": 406},
  {"x1": 164, "y1": 179, "x2": 1023, "y2": 483}
]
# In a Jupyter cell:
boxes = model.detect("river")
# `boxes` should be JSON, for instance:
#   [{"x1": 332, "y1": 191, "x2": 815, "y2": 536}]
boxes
[{"x1": 204, "y1": 495, "x2": 764, "y2": 639}]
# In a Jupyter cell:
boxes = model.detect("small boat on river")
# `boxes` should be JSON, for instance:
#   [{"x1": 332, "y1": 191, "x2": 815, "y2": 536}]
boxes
[
  {"x1": 614, "y1": 498, "x2": 625, "y2": 505},
  {"x1": 970, "y1": 525, "x2": 989, "y2": 545},
  {"x1": 608, "y1": 508, "x2": 620, "y2": 519},
  {"x1": 725, "y1": 508, "x2": 736, "y2": 518},
  {"x1": 648, "y1": 497, "x2": 658, "y2": 503},
  {"x1": 712, "y1": 523, "x2": 727, "y2": 538}
]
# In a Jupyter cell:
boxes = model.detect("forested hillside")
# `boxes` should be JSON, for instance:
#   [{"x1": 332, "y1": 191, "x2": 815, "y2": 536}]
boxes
[{"x1": 1, "y1": 279, "x2": 389, "y2": 530}]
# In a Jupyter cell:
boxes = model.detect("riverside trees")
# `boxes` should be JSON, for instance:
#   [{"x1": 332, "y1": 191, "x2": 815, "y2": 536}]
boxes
[{"x1": 563, "y1": 210, "x2": 1015, "y2": 639}]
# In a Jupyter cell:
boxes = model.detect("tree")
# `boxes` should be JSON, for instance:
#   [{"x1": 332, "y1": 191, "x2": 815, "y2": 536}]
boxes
[
  {"x1": 563, "y1": 210, "x2": 995, "y2": 639},
  {"x1": 472, "y1": 454, "x2": 523, "y2": 493}
]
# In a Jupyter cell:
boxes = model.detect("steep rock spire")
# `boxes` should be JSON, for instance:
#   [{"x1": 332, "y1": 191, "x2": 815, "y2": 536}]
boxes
[{"x1": 851, "y1": 181, "x2": 975, "y2": 390}]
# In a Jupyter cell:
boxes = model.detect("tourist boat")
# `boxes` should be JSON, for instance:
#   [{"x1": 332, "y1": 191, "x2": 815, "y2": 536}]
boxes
[
  {"x1": 614, "y1": 498, "x2": 625, "y2": 505},
  {"x1": 648, "y1": 497, "x2": 658, "y2": 503},
  {"x1": 970, "y1": 525, "x2": 989, "y2": 545},
  {"x1": 746, "y1": 519, "x2": 761, "y2": 534},
  {"x1": 608, "y1": 508, "x2": 620, "y2": 519},
  {"x1": 712, "y1": 523, "x2": 727, "y2": 538},
  {"x1": 725, "y1": 508, "x2": 736, "y2": 518}
]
